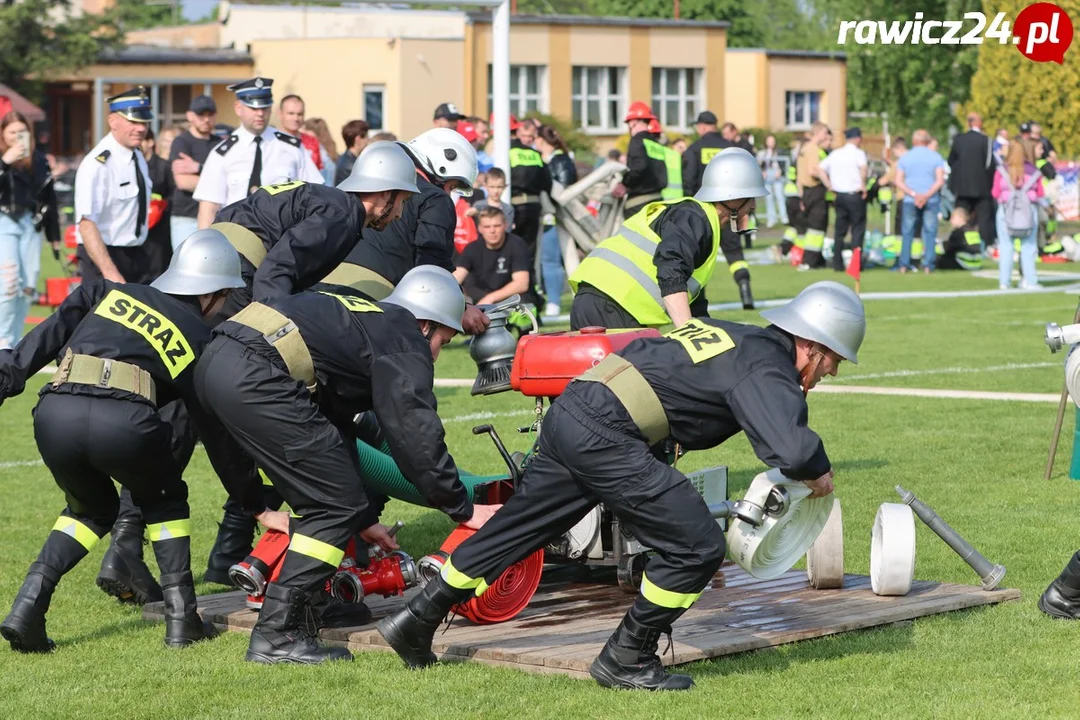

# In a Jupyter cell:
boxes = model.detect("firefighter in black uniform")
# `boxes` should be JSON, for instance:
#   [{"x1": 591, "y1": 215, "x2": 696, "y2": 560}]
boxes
[
  {"x1": 507, "y1": 119, "x2": 551, "y2": 305},
  {"x1": 682, "y1": 111, "x2": 755, "y2": 309},
  {"x1": 322, "y1": 128, "x2": 490, "y2": 332},
  {"x1": 568, "y1": 148, "x2": 766, "y2": 330},
  {"x1": 380, "y1": 281, "x2": 864, "y2": 689},
  {"x1": 0, "y1": 230, "x2": 283, "y2": 653},
  {"x1": 194, "y1": 266, "x2": 499, "y2": 664},
  {"x1": 619, "y1": 102, "x2": 667, "y2": 219}
]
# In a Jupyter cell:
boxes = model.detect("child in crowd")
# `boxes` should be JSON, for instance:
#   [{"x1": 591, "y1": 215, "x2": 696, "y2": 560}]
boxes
[{"x1": 466, "y1": 167, "x2": 515, "y2": 231}]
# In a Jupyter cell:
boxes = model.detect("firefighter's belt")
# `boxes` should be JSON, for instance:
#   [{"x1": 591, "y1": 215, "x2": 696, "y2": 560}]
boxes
[
  {"x1": 511, "y1": 194, "x2": 540, "y2": 205},
  {"x1": 211, "y1": 222, "x2": 267, "y2": 268},
  {"x1": 577, "y1": 354, "x2": 669, "y2": 445},
  {"x1": 624, "y1": 192, "x2": 663, "y2": 210},
  {"x1": 52, "y1": 349, "x2": 157, "y2": 404},
  {"x1": 320, "y1": 263, "x2": 395, "y2": 301},
  {"x1": 230, "y1": 302, "x2": 317, "y2": 391}
]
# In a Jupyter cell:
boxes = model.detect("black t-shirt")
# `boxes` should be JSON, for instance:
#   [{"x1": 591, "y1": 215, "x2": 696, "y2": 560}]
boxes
[
  {"x1": 168, "y1": 131, "x2": 219, "y2": 218},
  {"x1": 457, "y1": 233, "x2": 530, "y2": 299}
]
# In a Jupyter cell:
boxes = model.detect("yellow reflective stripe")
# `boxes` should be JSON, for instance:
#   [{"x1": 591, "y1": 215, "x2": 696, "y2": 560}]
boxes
[
  {"x1": 474, "y1": 578, "x2": 490, "y2": 597},
  {"x1": 289, "y1": 533, "x2": 344, "y2": 567},
  {"x1": 260, "y1": 180, "x2": 306, "y2": 196},
  {"x1": 440, "y1": 556, "x2": 483, "y2": 590},
  {"x1": 93, "y1": 290, "x2": 194, "y2": 379},
  {"x1": 509, "y1": 147, "x2": 543, "y2": 167},
  {"x1": 729, "y1": 260, "x2": 749, "y2": 275},
  {"x1": 665, "y1": 319, "x2": 736, "y2": 364},
  {"x1": 794, "y1": 235, "x2": 806, "y2": 248},
  {"x1": 52, "y1": 516, "x2": 100, "y2": 551},
  {"x1": 783, "y1": 227, "x2": 798, "y2": 241},
  {"x1": 147, "y1": 519, "x2": 192, "y2": 542},
  {"x1": 259, "y1": 468, "x2": 274, "y2": 487},
  {"x1": 640, "y1": 573, "x2": 702, "y2": 609},
  {"x1": 804, "y1": 230, "x2": 825, "y2": 251},
  {"x1": 317, "y1": 291, "x2": 383, "y2": 313},
  {"x1": 641, "y1": 138, "x2": 667, "y2": 162}
]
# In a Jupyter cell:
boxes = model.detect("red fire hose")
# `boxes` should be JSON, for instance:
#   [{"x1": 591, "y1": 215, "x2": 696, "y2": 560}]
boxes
[{"x1": 436, "y1": 525, "x2": 544, "y2": 624}]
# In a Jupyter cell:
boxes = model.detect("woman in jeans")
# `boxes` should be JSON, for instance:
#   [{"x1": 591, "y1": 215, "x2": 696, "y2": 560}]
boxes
[
  {"x1": 756, "y1": 135, "x2": 788, "y2": 228},
  {"x1": 0, "y1": 112, "x2": 58, "y2": 349},
  {"x1": 534, "y1": 125, "x2": 577, "y2": 317},
  {"x1": 993, "y1": 140, "x2": 1044, "y2": 290}
]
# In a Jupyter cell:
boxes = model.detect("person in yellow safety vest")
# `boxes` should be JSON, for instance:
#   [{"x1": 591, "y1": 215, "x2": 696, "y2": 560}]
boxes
[
  {"x1": 645, "y1": 118, "x2": 683, "y2": 201},
  {"x1": 1035, "y1": 155, "x2": 1058, "y2": 250},
  {"x1": 616, "y1": 102, "x2": 668, "y2": 218},
  {"x1": 796, "y1": 123, "x2": 831, "y2": 269},
  {"x1": 568, "y1": 148, "x2": 767, "y2": 329},
  {"x1": 937, "y1": 207, "x2": 984, "y2": 270}
]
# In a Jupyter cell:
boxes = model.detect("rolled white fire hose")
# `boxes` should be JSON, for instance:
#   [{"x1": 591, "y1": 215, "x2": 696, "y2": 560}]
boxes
[
  {"x1": 726, "y1": 469, "x2": 835, "y2": 580},
  {"x1": 806, "y1": 500, "x2": 844, "y2": 589},
  {"x1": 870, "y1": 503, "x2": 916, "y2": 596},
  {"x1": 1045, "y1": 323, "x2": 1080, "y2": 402}
]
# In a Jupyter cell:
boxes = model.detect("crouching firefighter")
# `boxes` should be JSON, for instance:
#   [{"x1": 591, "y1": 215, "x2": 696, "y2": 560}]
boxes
[
  {"x1": 568, "y1": 147, "x2": 766, "y2": 330},
  {"x1": 379, "y1": 281, "x2": 865, "y2": 690},
  {"x1": 198, "y1": 141, "x2": 420, "y2": 586},
  {"x1": 0, "y1": 230, "x2": 281, "y2": 653},
  {"x1": 194, "y1": 266, "x2": 498, "y2": 664}
]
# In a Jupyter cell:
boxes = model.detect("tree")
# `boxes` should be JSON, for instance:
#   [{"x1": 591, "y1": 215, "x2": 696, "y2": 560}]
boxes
[
  {"x1": 111, "y1": 0, "x2": 180, "y2": 30},
  {"x1": 817, "y1": 0, "x2": 981, "y2": 141},
  {"x1": 968, "y1": 0, "x2": 1080, "y2": 156},
  {"x1": 0, "y1": 0, "x2": 122, "y2": 103},
  {"x1": 600, "y1": 0, "x2": 767, "y2": 46}
]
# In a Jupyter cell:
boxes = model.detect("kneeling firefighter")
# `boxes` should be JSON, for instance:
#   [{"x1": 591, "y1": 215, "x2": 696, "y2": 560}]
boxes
[
  {"x1": 379, "y1": 281, "x2": 865, "y2": 690},
  {"x1": 0, "y1": 230, "x2": 282, "y2": 653},
  {"x1": 93, "y1": 142, "x2": 421, "y2": 604},
  {"x1": 568, "y1": 147, "x2": 766, "y2": 330},
  {"x1": 194, "y1": 266, "x2": 499, "y2": 664}
]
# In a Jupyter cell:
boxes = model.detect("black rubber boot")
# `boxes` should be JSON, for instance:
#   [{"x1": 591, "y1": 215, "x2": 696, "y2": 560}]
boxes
[
  {"x1": 377, "y1": 576, "x2": 468, "y2": 669},
  {"x1": 205, "y1": 512, "x2": 258, "y2": 586},
  {"x1": 1039, "y1": 551, "x2": 1080, "y2": 620},
  {"x1": 160, "y1": 572, "x2": 219, "y2": 648},
  {"x1": 0, "y1": 563, "x2": 60, "y2": 654},
  {"x1": 312, "y1": 596, "x2": 373, "y2": 629},
  {"x1": 97, "y1": 519, "x2": 163, "y2": 605},
  {"x1": 245, "y1": 583, "x2": 353, "y2": 664},
  {"x1": 737, "y1": 277, "x2": 755, "y2": 310},
  {"x1": 589, "y1": 612, "x2": 694, "y2": 691}
]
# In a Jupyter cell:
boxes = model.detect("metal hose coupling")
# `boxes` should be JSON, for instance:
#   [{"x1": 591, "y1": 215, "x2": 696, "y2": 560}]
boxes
[
  {"x1": 895, "y1": 485, "x2": 1006, "y2": 591},
  {"x1": 1045, "y1": 322, "x2": 1080, "y2": 353}
]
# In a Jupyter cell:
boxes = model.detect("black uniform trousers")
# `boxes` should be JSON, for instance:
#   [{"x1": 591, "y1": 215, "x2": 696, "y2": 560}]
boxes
[
  {"x1": 831, "y1": 192, "x2": 867, "y2": 271},
  {"x1": 781, "y1": 196, "x2": 806, "y2": 255},
  {"x1": 195, "y1": 336, "x2": 365, "y2": 594},
  {"x1": 28, "y1": 391, "x2": 194, "y2": 584},
  {"x1": 720, "y1": 226, "x2": 750, "y2": 283},
  {"x1": 800, "y1": 186, "x2": 829, "y2": 268},
  {"x1": 512, "y1": 202, "x2": 544, "y2": 306},
  {"x1": 954, "y1": 195, "x2": 996, "y2": 247},
  {"x1": 77, "y1": 246, "x2": 151, "y2": 285},
  {"x1": 444, "y1": 391, "x2": 725, "y2": 627},
  {"x1": 115, "y1": 399, "x2": 201, "y2": 522}
]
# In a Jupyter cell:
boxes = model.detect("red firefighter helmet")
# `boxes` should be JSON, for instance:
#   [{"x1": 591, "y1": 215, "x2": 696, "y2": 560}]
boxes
[
  {"x1": 148, "y1": 195, "x2": 167, "y2": 230},
  {"x1": 624, "y1": 101, "x2": 656, "y2": 123},
  {"x1": 647, "y1": 118, "x2": 663, "y2": 134}
]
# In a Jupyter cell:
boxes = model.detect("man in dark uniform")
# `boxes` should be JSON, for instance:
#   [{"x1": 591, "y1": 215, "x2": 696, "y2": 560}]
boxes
[
  {"x1": 0, "y1": 230, "x2": 285, "y2": 653},
  {"x1": 379, "y1": 281, "x2": 864, "y2": 690},
  {"x1": 619, "y1": 102, "x2": 667, "y2": 219},
  {"x1": 194, "y1": 266, "x2": 498, "y2": 664},
  {"x1": 569, "y1": 148, "x2": 766, "y2": 330},
  {"x1": 507, "y1": 119, "x2": 551, "y2": 304},
  {"x1": 322, "y1": 128, "x2": 491, "y2": 333}
]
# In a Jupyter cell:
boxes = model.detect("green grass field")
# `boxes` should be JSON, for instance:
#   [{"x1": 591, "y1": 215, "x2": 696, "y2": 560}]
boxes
[{"x1": 4, "y1": 233, "x2": 1080, "y2": 718}]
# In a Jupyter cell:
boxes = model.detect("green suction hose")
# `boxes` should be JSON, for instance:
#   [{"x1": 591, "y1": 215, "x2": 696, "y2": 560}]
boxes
[{"x1": 356, "y1": 439, "x2": 507, "y2": 507}]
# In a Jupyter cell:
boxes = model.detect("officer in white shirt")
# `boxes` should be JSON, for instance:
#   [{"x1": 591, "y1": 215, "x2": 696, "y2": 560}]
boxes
[
  {"x1": 817, "y1": 127, "x2": 868, "y2": 271},
  {"x1": 74, "y1": 87, "x2": 154, "y2": 283},
  {"x1": 194, "y1": 77, "x2": 323, "y2": 229}
]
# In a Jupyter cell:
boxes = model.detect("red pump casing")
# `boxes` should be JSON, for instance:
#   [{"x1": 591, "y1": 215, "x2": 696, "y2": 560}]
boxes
[{"x1": 509, "y1": 327, "x2": 661, "y2": 398}]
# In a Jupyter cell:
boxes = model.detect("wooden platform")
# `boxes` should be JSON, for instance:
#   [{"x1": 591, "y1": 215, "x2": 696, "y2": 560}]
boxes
[{"x1": 144, "y1": 565, "x2": 1021, "y2": 679}]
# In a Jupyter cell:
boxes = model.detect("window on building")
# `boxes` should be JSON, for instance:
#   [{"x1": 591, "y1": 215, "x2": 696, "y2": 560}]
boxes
[
  {"x1": 487, "y1": 65, "x2": 547, "y2": 117},
  {"x1": 650, "y1": 68, "x2": 702, "y2": 131},
  {"x1": 785, "y1": 91, "x2": 822, "y2": 130},
  {"x1": 571, "y1": 66, "x2": 627, "y2": 131},
  {"x1": 363, "y1": 85, "x2": 385, "y2": 132}
]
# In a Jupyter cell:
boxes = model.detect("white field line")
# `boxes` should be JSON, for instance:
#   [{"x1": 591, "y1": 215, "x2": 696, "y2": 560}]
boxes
[
  {"x1": 814, "y1": 384, "x2": 1060, "y2": 403},
  {"x1": 826, "y1": 361, "x2": 1058, "y2": 383}
]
